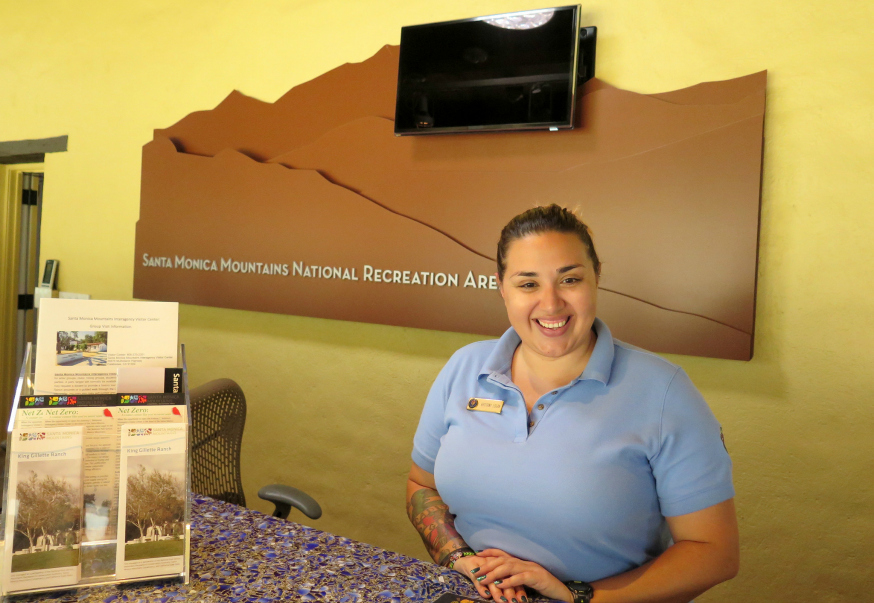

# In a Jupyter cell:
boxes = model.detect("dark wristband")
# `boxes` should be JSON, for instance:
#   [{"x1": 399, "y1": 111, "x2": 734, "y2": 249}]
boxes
[{"x1": 565, "y1": 580, "x2": 594, "y2": 603}]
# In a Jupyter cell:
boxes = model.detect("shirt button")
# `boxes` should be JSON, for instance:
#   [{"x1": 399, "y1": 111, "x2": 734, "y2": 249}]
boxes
[
  {"x1": 551, "y1": 391, "x2": 558, "y2": 395},
  {"x1": 529, "y1": 421, "x2": 535, "y2": 427},
  {"x1": 537, "y1": 404, "x2": 545, "y2": 410}
]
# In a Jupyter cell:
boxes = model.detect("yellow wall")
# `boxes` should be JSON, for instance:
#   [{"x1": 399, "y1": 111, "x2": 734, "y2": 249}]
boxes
[{"x1": 2, "y1": 1, "x2": 873, "y2": 600}]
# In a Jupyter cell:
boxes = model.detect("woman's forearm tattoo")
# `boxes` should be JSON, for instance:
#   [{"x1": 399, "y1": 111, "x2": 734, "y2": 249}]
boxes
[{"x1": 407, "y1": 487, "x2": 467, "y2": 564}]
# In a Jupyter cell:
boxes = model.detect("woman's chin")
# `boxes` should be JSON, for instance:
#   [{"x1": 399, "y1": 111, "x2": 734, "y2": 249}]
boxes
[{"x1": 529, "y1": 340, "x2": 573, "y2": 359}]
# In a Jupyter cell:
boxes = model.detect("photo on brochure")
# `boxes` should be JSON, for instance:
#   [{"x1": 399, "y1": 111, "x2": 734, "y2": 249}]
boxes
[
  {"x1": 55, "y1": 331, "x2": 108, "y2": 367},
  {"x1": 123, "y1": 452, "x2": 186, "y2": 560},
  {"x1": 3, "y1": 427, "x2": 84, "y2": 592},
  {"x1": 116, "y1": 423, "x2": 187, "y2": 579}
]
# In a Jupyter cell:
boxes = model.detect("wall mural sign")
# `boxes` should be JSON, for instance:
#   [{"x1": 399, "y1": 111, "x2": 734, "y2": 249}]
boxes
[{"x1": 134, "y1": 46, "x2": 766, "y2": 360}]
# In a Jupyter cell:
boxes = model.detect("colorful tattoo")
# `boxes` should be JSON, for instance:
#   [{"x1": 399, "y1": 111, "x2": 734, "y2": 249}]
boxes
[{"x1": 407, "y1": 486, "x2": 467, "y2": 563}]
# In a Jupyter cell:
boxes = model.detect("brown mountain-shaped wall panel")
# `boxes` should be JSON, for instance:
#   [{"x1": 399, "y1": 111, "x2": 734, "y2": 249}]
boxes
[
  {"x1": 647, "y1": 70, "x2": 767, "y2": 105},
  {"x1": 582, "y1": 71, "x2": 766, "y2": 106},
  {"x1": 597, "y1": 290, "x2": 752, "y2": 360},
  {"x1": 268, "y1": 85, "x2": 763, "y2": 175},
  {"x1": 262, "y1": 84, "x2": 765, "y2": 173},
  {"x1": 135, "y1": 138, "x2": 753, "y2": 358},
  {"x1": 270, "y1": 115, "x2": 763, "y2": 332},
  {"x1": 155, "y1": 46, "x2": 399, "y2": 161},
  {"x1": 137, "y1": 46, "x2": 765, "y2": 360},
  {"x1": 155, "y1": 44, "x2": 763, "y2": 171},
  {"x1": 336, "y1": 88, "x2": 764, "y2": 172},
  {"x1": 135, "y1": 138, "x2": 507, "y2": 335}
]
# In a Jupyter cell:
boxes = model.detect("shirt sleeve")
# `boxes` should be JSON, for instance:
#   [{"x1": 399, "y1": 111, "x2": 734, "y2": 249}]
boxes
[
  {"x1": 651, "y1": 367, "x2": 735, "y2": 517},
  {"x1": 411, "y1": 356, "x2": 455, "y2": 474}
]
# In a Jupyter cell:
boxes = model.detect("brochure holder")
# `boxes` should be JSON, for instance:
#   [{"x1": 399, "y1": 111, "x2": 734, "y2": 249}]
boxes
[{"x1": 0, "y1": 343, "x2": 191, "y2": 598}]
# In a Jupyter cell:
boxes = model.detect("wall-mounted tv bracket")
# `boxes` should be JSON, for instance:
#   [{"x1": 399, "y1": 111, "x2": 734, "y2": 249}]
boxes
[{"x1": 578, "y1": 26, "x2": 597, "y2": 84}]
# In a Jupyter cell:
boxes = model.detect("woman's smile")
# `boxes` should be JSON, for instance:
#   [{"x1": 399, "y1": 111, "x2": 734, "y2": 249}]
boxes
[{"x1": 534, "y1": 315, "x2": 572, "y2": 336}]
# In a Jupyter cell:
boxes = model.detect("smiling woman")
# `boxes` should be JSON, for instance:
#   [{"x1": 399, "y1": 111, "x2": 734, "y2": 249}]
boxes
[{"x1": 407, "y1": 205, "x2": 738, "y2": 603}]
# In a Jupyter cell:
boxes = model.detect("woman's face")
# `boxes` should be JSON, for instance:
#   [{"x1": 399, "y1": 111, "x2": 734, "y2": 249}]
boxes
[{"x1": 499, "y1": 231, "x2": 599, "y2": 360}]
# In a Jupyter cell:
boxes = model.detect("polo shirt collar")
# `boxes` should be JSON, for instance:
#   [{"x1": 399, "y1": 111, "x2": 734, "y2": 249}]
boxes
[
  {"x1": 478, "y1": 317, "x2": 615, "y2": 386},
  {"x1": 580, "y1": 318, "x2": 614, "y2": 385}
]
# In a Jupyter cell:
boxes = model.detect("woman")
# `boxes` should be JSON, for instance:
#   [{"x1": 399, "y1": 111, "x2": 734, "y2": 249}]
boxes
[{"x1": 407, "y1": 205, "x2": 738, "y2": 603}]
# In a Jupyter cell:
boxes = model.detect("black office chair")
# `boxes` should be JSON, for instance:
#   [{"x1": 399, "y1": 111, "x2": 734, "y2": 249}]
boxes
[{"x1": 189, "y1": 378, "x2": 321, "y2": 520}]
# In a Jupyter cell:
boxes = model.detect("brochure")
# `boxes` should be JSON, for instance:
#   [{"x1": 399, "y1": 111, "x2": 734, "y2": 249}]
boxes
[
  {"x1": 2, "y1": 427, "x2": 84, "y2": 593},
  {"x1": 115, "y1": 423, "x2": 187, "y2": 580},
  {"x1": 13, "y1": 394, "x2": 187, "y2": 579},
  {"x1": 33, "y1": 299, "x2": 178, "y2": 395}
]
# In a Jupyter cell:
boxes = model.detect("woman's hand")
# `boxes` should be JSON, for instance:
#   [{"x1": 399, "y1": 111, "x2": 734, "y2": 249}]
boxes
[
  {"x1": 470, "y1": 549, "x2": 573, "y2": 603},
  {"x1": 453, "y1": 554, "x2": 529, "y2": 602}
]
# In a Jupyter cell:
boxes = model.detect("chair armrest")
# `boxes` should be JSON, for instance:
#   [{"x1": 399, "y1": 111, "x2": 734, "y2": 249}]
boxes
[{"x1": 258, "y1": 484, "x2": 322, "y2": 520}]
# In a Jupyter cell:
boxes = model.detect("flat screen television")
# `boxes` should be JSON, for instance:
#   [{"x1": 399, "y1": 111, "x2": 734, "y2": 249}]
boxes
[{"x1": 395, "y1": 5, "x2": 589, "y2": 135}]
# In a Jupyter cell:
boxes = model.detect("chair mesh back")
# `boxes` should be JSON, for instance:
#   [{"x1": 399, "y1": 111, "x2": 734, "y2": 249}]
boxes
[{"x1": 189, "y1": 379, "x2": 246, "y2": 506}]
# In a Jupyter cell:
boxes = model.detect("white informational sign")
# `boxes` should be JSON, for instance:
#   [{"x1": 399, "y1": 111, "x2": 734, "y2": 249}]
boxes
[
  {"x1": 115, "y1": 423, "x2": 186, "y2": 581},
  {"x1": 3, "y1": 427, "x2": 84, "y2": 593},
  {"x1": 34, "y1": 299, "x2": 178, "y2": 395}
]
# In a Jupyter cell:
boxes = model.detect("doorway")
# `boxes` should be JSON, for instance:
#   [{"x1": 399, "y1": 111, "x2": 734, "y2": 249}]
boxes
[{"x1": 0, "y1": 165, "x2": 45, "y2": 425}]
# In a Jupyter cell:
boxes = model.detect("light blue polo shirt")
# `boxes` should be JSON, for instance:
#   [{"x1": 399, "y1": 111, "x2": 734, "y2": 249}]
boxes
[{"x1": 412, "y1": 318, "x2": 734, "y2": 583}]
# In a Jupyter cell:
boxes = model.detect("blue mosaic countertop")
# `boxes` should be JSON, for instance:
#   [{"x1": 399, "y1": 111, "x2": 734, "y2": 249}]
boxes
[{"x1": 7, "y1": 496, "x2": 548, "y2": 603}]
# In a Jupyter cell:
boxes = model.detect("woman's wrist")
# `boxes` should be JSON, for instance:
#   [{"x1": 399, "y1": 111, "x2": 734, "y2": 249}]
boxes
[
  {"x1": 440, "y1": 547, "x2": 475, "y2": 570},
  {"x1": 562, "y1": 581, "x2": 594, "y2": 603}
]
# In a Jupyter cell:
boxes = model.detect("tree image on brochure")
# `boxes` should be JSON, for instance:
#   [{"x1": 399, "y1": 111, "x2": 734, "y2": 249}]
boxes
[
  {"x1": 12, "y1": 469, "x2": 81, "y2": 572},
  {"x1": 124, "y1": 460, "x2": 185, "y2": 560}
]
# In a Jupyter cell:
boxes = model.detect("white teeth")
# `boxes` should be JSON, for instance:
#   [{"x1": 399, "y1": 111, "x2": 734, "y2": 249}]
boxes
[{"x1": 537, "y1": 318, "x2": 568, "y2": 329}]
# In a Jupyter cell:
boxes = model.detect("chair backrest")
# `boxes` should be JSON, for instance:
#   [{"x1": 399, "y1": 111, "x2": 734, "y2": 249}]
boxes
[{"x1": 189, "y1": 378, "x2": 246, "y2": 506}]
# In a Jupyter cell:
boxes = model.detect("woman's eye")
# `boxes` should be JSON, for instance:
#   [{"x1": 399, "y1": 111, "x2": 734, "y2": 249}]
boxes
[
  {"x1": 562, "y1": 277, "x2": 580, "y2": 284},
  {"x1": 518, "y1": 282, "x2": 537, "y2": 289}
]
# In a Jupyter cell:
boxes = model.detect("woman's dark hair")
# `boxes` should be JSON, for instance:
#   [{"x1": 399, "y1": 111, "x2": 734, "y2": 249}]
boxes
[{"x1": 496, "y1": 204, "x2": 601, "y2": 280}]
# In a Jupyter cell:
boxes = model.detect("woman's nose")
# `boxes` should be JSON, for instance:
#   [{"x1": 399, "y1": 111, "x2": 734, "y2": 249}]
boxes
[{"x1": 540, "y1": 284, "x2": 563, "y2": 312}]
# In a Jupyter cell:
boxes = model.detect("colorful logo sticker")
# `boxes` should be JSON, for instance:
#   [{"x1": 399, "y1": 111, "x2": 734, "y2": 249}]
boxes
[
  {"x1": 121, "y1": 395, "x2": 148, "y2": 404},
  {"x1": 127, "y1": 428, "x2": 152, "y2": 437},
  {"x1": 23, "y1": 397, "x2": 45, "y2": 406},
  {"x1": 19, "y1": 432, "x2": 46, "y2": 441}
]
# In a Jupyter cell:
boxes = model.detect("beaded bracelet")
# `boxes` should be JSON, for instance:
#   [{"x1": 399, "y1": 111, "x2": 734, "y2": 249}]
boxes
[{"x1": 442, "y1": 547, "x2": 475, "y2": 570}]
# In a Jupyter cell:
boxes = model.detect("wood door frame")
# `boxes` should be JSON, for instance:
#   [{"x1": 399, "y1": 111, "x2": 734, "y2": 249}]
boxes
[{"x1": 0, "y1": 163, "x2": 44, "y2": 427}]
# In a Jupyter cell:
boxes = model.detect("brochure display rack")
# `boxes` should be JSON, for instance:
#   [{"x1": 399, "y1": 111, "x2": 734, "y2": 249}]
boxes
[{"x1": 1, "y1": 312, "x2": 190, "y2": 597}]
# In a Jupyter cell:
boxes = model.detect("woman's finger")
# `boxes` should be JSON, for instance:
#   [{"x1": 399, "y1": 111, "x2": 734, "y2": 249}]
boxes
[
  {"x1": 469, "y1": 557, "x2": 506, "y2": 581},
  {"x1": 482, "y1": 561, "x2": 517, "y2": 584},
  {"x1": 513, "y1": 585, "x2": 528, "y2": 603},
  {"x1": 481, "y1": 581, "x2": 496, "y2": 599},
  {"x1": 500, "y1": 585, "x2": 518, "y2": 603},
  {"x1": 477, "y1": 548, "x2": 511, "y2": 558},
  {"x1": 481, "y1": 570, "x2": 518, "y2": 603},
  {"x1": 475, "y1": 582, "x2": 489, "y2": 599},
  {"x1": 479, "y1": 576, "x2": 501, "y2": 599},
  {"x1": 486, "y1": 571, "x2": 528, "y2": 590}
]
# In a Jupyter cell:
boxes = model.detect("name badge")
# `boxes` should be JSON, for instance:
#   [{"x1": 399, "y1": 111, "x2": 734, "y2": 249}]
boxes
[{"x1": 466, "y1": 398, "x2": 504, "y2": 414}]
